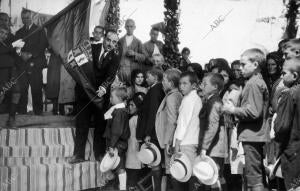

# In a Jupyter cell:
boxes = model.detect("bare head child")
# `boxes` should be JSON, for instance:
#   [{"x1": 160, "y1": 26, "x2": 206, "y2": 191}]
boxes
[
  {"x1": 281, "y1": 57, "x2": 300, "y2": 88},
  {"x1": 240, "y1": 48, "x2": 266, "y2": 79}
]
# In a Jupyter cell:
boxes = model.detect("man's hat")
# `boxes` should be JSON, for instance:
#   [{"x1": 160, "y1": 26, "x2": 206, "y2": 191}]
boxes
[
  {"x1": 169, "y1": 152, "x2": 193, "y2": 182},
  {"x1": 99, "y1": 149, "x2": 120, "y2": 172},
  {"x1": 193, "y1": 155, "x2": 219, "y2": 185},
  {"x1": 137, "y1": 142, "x2": 161, "y2": 166},
  {"x1": 267, "y1": 158, "x2": 282, "y2": 179}
]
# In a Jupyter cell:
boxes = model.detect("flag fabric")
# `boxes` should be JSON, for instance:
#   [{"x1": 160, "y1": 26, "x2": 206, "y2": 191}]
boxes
[
  {"x1": 42, "y1": 0, "x2": 109, "y2": 108},
  {"x1": 22, "y1": 7, "x2": 53, "y2": 27}
]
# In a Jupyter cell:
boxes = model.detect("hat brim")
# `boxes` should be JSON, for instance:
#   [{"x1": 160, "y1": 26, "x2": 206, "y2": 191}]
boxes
[
  {"x1": 270, "y1": 158, "x2": 282, "y2": 178},
  {"x1": 139, "y1": 143, "x2": 161, "y2": 166},
  {"x1": 100, "y1": 149, "x2": 119, "y2": 172},
  {"x1": 170, "y1": 152, "x2": 192, "y2": 182},
  {"x1": 193, "y1": 155, "x2": 219, "y2": 185}
]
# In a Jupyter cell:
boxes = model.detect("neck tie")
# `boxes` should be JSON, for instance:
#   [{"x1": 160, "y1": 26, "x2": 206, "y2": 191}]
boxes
[{"x1": 98, "y1": 50, "x2": 107, "y2": 69}]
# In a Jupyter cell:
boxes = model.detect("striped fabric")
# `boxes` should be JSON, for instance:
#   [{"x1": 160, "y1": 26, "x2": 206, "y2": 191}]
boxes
[
  {"x1": 0, "y1": 127, "x2": 108, "y2": 191},
  {"x1": 0, "y1": 161, "x2": 106, "y2": 191}
]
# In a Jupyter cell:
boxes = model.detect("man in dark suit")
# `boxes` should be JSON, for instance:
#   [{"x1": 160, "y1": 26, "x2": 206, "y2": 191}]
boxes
[
  {"x1": 0, "y1": 23, "x2": 22, "y2": 128},
  {"x1": 15, "y1": 9, "x2": 48, "y2": 115},
  {"x1": 69, "y1": 30, "x2": 121, "y2": 164},
  {"x1": 143, "y1": 27, "x2": 164, "y2": 67}
]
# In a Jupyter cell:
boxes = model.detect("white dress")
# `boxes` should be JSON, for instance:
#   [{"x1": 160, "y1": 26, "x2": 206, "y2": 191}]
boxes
[{"x1": 125, "y1": 115, "x2": 142, "y2": 169}]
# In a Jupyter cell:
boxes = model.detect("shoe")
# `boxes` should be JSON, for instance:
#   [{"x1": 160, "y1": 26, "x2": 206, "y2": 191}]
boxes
[
  {"x1": 68, "y1": 156, "x2": 85, "y2": 164},
  {"x1": 5, "y1": 117, "x2": 17, "y2": 130}
]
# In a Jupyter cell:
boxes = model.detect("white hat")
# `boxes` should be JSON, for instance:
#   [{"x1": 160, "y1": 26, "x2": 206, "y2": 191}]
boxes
[
  {"x1": 170, "y1": 152, "x2": 192, "y2": 182},
  {"x1": 100, "y1": 149, "x2": 120, "y2": 172},
  {"x1": 268, "y1": 158, "x2": 282, "y2": 179},
  {"x1": 193, "y1": 155, "x2": 219, "y2": 185},
  {"x1": 137, "y1": 143, "x2": 161, "y2": 166}
]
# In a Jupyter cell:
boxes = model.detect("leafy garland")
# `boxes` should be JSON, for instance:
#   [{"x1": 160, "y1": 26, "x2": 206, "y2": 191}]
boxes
[
  {"x1": 105, "y1": 0, "x2": 120, "y2": 32},
  {"x1": 285, "y1": 0, "x2": 299, "y2": 39},
  {"x1": 163, "y1": 0, "x2": 181, "y2": 68}
]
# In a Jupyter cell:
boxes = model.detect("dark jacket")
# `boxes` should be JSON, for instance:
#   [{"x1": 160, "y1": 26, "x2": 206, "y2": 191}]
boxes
[
  {"x1": 103, "y1": 108, "x2": 130, "y2": 149},
  {"x1": 199, "y1": 94, "x2": 227, "y2": 158},
  {"x1": 75, "y1": 43, "x2": 121, "y2": 101},
  {"x1": 143, "y1": 40, "x2": 164, "y2": 66},
  {"x1": 15, "y1": 24, "x2": 48, "y2": 71},
  {"x1": 235, "y1": 73, "x2": 270, "y2": 142},
  {"x1": 45, "y1": 54, "x2": 62, "y2": 99},
  {"x1": 136, "y1": 83, "x2": 165, "y2": 140},
  {"x1": 0, "y1": 40, "x2": 16, "y2": 69},
  {"x1": 0, "y1": 35, "x2": 22, "y2": 91},
  {"x1": 274, "y1": 84, "x2": 300, "y2": 189}
]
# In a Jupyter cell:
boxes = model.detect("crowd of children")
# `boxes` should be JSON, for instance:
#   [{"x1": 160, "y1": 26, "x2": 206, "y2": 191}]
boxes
[{"x1": 99, "y1": 38, "x2": 300, "y2": 191}]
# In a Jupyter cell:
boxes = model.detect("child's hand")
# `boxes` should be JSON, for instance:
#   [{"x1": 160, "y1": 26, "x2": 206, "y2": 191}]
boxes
[
  {"x1": 173, "y1": 145, "x2": 182, "y2": 159},
  {"x1": 108, "y1": 147, "x2": 114, "y2": 157},
  {"x1": 144, "y1": 136, "x2": 151, "y2": 145},
  {"x1": 200, "y1": 149, "x2": 206, "y2": 159}
]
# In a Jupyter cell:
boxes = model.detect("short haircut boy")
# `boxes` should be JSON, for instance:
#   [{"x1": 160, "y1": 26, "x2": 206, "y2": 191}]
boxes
[
  {"x1": 164, "y1": 68, "x2": 182, "y2": 88},
  {"x1": 204, "y1": 73, "x2": 225, "y2": 92},
  {"x1": 147, "y1": 68, "x2": 163, "y2": 82},
  {"x1": 241, "y1": 48, "x2": 266, "y2": 69},
  {"x1": 112, "y1": 87, "x2": 128, "y2": 101},
  {"x1": 180, "y1": 71, "x2": 198, "y2": 84}
]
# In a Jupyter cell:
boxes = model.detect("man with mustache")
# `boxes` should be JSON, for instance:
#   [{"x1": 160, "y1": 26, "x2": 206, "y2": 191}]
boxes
[{"x1": 69, "y1": 30, "x2": 122, "y2": 163}]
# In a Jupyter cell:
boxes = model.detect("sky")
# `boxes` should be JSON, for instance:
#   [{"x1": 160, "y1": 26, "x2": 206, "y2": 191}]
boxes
[{"x1": 0, "y1": 0, "x2": 286, "y2": 65}]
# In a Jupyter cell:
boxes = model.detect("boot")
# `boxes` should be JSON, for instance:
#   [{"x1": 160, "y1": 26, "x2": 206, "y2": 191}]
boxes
[
  {"x1": 6, "y1": 116, "x2": 17, "y2": 129},
  {"x1": 6, "y1": 103, "x2": 18, "y2": 129}
]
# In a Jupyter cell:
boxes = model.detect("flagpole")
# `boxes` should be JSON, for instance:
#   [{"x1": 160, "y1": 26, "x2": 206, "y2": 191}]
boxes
[{"x1": 9, "y1": 0, "x2": 11, "y2": 17}]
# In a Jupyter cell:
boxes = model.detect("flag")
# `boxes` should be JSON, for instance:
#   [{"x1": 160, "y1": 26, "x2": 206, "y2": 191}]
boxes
[
  {"x1": 42, "y1": 0, "x2": 109, "y2": 108},
  {"x1": 22, "y1": 7, "x2": 53, "y2": 27}
]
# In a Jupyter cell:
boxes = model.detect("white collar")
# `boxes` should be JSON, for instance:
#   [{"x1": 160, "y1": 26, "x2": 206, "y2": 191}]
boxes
[{"x1": 104, "y1": 103, "x2": 126, "y2": 120}]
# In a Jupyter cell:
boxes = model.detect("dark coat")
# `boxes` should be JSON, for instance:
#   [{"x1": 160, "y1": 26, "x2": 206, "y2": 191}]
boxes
[
  {"x1": 0, "y1": 35, "x2": 21, "y2": 98},
  {"x1": 15, "y1": 24, "x2": 48, "y2": 71},
  {"x1": 45, "y1": 54, "x2": 62, "y2": 99},
  {"x1": 103, "y1": 108, "x2": 130, "y2": 149},
  {"x1": 143, "y1": 40, "x2": 164, "y2": 66},
  {"x1": 136, "y1": 83, "x2": 165, "y2": 140},
  {"x1": 274, "y1": 84, "x2": 300, "y2": 190},
  {"x1": 198, "y1": 94, "x2": 227, "y2": 158},
  {"x1": 75, "y1": 43, "x2": 121, "y2": 102}
]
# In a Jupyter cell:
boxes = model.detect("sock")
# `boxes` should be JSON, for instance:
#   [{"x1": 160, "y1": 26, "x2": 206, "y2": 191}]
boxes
[{"x1": 118, "y1": 172, "x2": 127, "y2": 190}]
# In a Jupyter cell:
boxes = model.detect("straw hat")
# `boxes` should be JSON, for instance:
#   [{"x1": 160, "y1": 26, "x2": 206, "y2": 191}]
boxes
[
  {"x1": 268, "y1": 158, "x2": 282, "y2": 179},
  {"x1": 137, "y1": 142, "x2": 161, "y2": 166},
  {"x1": 169, "y1": 152, "x2": 193, "y2": 182},
  {"x1": 193, "y1": 155, "x2": 219, "y2": 185},
  {"x1": 100, "y1": 149, "x2": 120, "y2": 172}
]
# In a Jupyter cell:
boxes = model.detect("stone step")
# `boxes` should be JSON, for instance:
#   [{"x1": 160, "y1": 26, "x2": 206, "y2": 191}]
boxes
[
  {"x1": 0, "y1": 144, "x2": 74, "y2": 157},
  {"x1": 0, "y1": 157, "x2": 69, "y2": 166},
  {"x1": 0, "y1": 127, "x2": 75, "y2": 147},
  {"x1": 0, "y1": 161, "x2": 109, "y2": 191}
]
